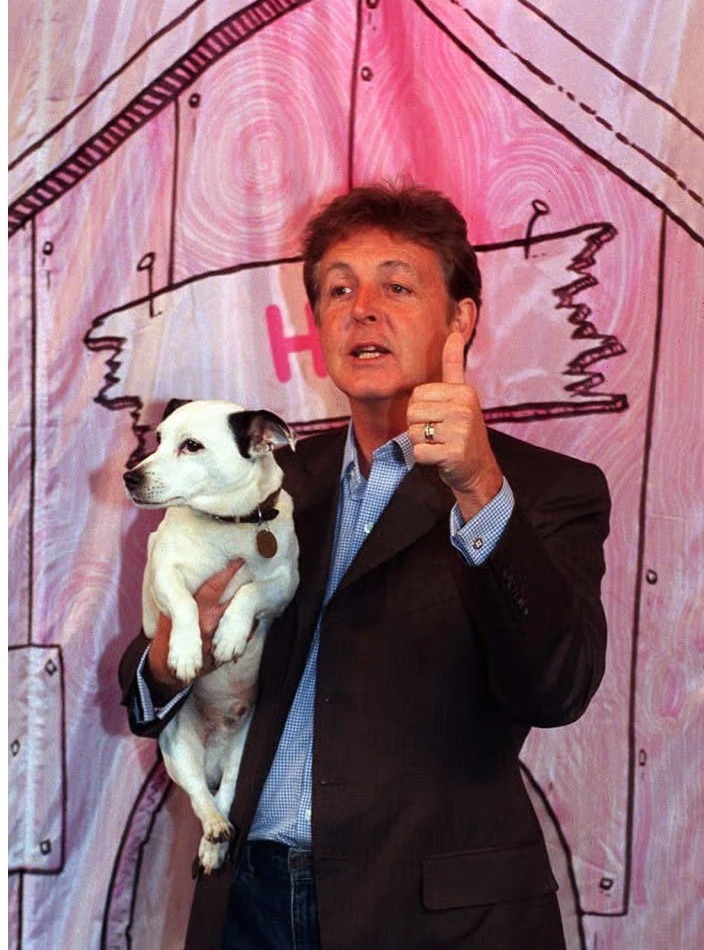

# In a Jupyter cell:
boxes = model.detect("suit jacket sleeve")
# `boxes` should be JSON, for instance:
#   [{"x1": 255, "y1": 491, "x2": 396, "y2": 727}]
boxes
[
  {"x1": 472, "y1": 446, "x2": 610, "y2": 728},
  {"x1": 118, "y1": 630, "x2": 190, "y2": 739}
]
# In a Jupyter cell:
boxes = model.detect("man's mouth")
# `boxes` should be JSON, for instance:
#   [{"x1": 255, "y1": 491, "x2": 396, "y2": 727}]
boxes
[{"x1": 351, "y1": 344, "x2": 391, "y2": 360}]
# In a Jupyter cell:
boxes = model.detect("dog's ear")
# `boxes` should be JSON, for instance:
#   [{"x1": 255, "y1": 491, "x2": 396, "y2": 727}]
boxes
[
  {"x1": 229, "y1": 410, "x2": 296, "y2": 459},
  {"x1": 162, "y1": 398, "x2": 192, "y2": 421}
]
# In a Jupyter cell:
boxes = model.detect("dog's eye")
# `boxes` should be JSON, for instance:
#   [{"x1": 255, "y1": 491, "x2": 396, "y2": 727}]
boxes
[{"x1": 179, "y1": 439, "x2": 204, "y2": 454}]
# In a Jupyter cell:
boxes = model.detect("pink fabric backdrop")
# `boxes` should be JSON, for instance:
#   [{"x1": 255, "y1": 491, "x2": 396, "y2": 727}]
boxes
[{"x1": 8, "y1": 1, "x2": 703, "y2": 947}]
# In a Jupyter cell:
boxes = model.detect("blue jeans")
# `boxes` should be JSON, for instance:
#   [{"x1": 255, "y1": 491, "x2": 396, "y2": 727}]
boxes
[{"x1": 221, "y1": 840, "x2": 321, "y2": 950}]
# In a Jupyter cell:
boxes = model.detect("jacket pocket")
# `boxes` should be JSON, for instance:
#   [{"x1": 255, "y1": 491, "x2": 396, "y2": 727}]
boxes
[{"x1": 422, "y1": 842, "x2": 558, "y2": 910}]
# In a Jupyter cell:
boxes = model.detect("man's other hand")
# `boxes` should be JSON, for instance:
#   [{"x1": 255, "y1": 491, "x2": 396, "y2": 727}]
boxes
[{"x1": 146, "y1": 559, "x2": 246, "y2": 692}]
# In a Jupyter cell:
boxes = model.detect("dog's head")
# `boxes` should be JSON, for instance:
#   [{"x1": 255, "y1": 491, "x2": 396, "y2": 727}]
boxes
[{"x1": 123, "y1": 399, "x2": 295, "y2": 516}]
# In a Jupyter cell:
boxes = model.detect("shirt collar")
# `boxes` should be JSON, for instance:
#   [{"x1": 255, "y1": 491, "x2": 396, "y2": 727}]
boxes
[{"x1": 340, "y1": 424, "x2": 415, "y2": 485}]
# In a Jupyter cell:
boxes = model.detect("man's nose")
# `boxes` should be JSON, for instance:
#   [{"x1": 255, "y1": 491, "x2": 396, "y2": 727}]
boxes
[{"x1": 351, "y1": 285, "x2": 379, "y2": 323}]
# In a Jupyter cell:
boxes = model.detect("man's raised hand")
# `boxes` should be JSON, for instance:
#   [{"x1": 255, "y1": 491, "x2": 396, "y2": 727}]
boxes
[{"x1": 407, "y1": 330, "x2": 503, "y2": 520}]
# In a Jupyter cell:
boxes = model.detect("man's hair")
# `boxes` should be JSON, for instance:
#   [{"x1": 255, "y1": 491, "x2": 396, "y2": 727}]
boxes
[{"x1": 301, "y1": 182, "x2": 482, "y2": 317}]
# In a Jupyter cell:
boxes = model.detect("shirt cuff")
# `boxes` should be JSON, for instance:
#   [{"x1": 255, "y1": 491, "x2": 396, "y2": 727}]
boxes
[
  {"x1": 133, "y1": 647, "x2": 190, "y2": 724},
  {"x1": 450, "y1": 477, "x2": 515, "y2": 566}
]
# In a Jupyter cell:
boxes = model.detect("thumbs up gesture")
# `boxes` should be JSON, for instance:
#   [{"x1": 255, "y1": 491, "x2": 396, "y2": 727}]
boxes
[{"x1": 407, "y1": 330, "x2": 504, "y2": 521}]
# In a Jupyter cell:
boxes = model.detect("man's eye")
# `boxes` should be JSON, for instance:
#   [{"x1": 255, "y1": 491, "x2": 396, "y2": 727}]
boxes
[
  {"x1": 179, "y1": 439, "x2": 204, "y2": 454},
  {"x1": 328, "y1": 285, "x2": 351, "y2": 298},
  {"x1": 388, "y1": 283, "x2": 411, "y2": 294}
]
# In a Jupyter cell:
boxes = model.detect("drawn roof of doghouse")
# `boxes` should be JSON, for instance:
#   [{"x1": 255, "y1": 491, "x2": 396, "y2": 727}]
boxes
[{"x1": 8, "y1": 0, "x2": 704, "y2": 244}]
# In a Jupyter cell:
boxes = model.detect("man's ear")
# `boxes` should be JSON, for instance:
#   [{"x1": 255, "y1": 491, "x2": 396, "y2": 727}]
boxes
[
  {"x1": 450, "y1": 298, "x2": 478, "y2": 346},
  {"x1": 229, "y1": 410, "x2": 296, "y2": 459},
  {"x1": 162, "y1": 398, "x2": 192, "y2": 421}
]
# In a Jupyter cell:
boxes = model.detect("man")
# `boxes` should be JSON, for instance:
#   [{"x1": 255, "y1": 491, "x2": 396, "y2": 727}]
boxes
[{"x1": 120, "y1": 183, "x2": 610, "y2": 949}]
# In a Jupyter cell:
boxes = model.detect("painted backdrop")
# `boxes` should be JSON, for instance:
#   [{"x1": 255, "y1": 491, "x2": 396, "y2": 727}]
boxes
[{"x1": 8, "y1": 1, "x2": 704, "y2": 947}]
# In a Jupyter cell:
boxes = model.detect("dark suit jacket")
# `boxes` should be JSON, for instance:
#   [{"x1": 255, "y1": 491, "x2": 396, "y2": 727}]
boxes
[{"x1": 120, "y1": 426, "x2": 610, "y2": 949}]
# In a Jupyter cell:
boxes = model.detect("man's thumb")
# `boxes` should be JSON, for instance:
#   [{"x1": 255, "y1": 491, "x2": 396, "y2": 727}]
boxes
[{"x1": 442, "y1": 330, "x2": 467, "y2": 384}]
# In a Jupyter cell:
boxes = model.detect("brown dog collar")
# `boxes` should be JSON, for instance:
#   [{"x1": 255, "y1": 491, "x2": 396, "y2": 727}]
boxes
[{"x1": 205, "y1": 489, "x2": 281, "y2": 525}]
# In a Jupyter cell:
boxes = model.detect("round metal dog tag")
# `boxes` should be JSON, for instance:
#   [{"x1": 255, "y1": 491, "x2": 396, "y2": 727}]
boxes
[{"x1": 256, "y1": 529, "x2": 278, "y2": 559}]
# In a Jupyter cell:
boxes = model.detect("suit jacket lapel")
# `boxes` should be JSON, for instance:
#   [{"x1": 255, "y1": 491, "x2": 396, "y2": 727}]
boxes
[
  {"x1": 284, "y1": 431, "x2": 455, "y2": 626},
  {"x1": 336, "y1": 463, "x2": 454, "y2": 595},
  {"x1": 283, "y1": 430, "x2": 345, "y2": 648}
]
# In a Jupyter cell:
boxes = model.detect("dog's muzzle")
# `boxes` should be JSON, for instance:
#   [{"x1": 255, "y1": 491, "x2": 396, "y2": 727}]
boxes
[{"x1": 123, "y1": 468, "x2": 144, "y2": 494}]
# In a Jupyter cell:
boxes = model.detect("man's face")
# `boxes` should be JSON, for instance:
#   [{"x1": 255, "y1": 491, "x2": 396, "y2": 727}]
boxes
[{"x1": 316, "y1": 228, "x2": 475, "y2": 412}]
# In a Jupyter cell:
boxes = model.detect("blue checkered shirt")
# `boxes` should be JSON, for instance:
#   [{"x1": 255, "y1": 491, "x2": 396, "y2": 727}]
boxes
[{"x1": 134, "y1": 427, "x2": 514, "y2": 846}]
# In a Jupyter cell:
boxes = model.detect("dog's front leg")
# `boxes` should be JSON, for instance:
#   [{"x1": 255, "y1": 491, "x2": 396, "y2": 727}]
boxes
[
  {"x1": 153, "y1": 579, "x2": 204, "y2": 682},
  {"x1": 211, "y1": 582, "x2": 259, "y2": 666}
]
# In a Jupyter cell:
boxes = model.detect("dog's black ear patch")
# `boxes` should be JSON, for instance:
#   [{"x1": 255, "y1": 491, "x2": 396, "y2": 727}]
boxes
[
  {"x1": 229, "y1": 410, "x2": 295, "y2": 459},
  {"x1": 162, "y1": 398, "x2": 192, "y2": 421}
]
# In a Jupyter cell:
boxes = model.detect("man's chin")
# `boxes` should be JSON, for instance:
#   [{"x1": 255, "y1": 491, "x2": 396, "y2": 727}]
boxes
[
  {"x1": 345, "y1": 384, "x2": 416, "y2": 419},
  {"x1": 344, "y1": 382, "x2": 403, "y2": 402}
]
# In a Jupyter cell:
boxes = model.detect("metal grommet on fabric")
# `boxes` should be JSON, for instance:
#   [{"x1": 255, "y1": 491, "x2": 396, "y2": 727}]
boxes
[{"x1": 424, "y1": 421, "x2": 436, "y2": 443}]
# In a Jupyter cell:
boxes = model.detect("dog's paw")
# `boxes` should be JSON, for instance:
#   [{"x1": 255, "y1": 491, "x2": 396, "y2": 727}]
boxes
[
  {"x1": 195, "y1": 837, "x2": 230, "y2": 876},
  {"x1": 202, "y1": 811, "x2": 233, "y2": 845},
  {"x1": 167, "y1": 642, "x2": 202, "y2": 683},
  {"x1": 212, "y1": 620, "x2": 250, "y2": 666}
]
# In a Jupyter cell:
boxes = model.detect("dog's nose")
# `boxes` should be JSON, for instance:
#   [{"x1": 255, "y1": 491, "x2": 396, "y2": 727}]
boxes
[{"x1": 123, "y1": 469, "x2": 143, "y2": 491}]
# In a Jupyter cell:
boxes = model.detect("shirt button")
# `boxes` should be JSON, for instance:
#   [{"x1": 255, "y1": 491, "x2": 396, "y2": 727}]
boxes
[
  {"x1": 305, "y1": 808, "x2": 312, "y2": 821},
  {"x1": 364, "y1": 521, "x2": 374, "y2": 535}
]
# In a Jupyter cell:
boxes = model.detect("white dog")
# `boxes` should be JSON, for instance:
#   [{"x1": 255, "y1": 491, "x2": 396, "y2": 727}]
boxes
[{"x1": 123, "y1": 398, "x2": 299, "y2": 873}]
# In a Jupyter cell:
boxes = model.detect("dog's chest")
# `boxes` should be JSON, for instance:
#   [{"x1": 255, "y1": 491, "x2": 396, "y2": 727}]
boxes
[{"x1": 158, "y1": 510, "x2": 263, "y2": 563}]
